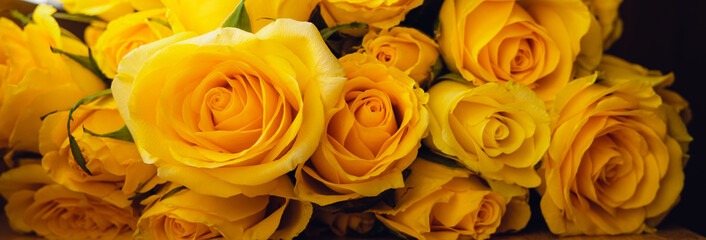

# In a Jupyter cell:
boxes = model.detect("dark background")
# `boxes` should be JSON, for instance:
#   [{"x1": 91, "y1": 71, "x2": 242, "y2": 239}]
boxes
[{"x1": 607, "y1": 0, "x2": 706, "y2": 236}]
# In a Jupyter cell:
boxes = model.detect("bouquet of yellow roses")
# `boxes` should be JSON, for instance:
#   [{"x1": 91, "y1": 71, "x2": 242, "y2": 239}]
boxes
[{"x1": 0, "y1": 0, "x2": 693, "y2": 239}]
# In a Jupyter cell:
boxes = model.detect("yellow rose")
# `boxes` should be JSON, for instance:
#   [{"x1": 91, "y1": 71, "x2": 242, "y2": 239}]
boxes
[
  {"x1": 1, "y1": 164, "x2": 136, "y2": 239},
  {"x1": 372, "y1": 159, "x2": 526, "y2": 240},
  {"x1": 163, "y1": 0, "x2": 320, "y2": 34},
  {"x1": 84, "y1": 21, "x2": 106, "y2": 49},
  {"x1": 294, "y1": 52, "x2": 428, "y2": 205},
  {"x1": 596, "y1": 55, "x2": 692, "y2": 166},
  {"x1": 313, "y1": 210, "x2": 376, "y2": 237},
  {"x1": 424, "y1": 79, "x2": 550, "y2": 188},
  {"x1": 38, "y1": 96, "x2": 157, "y2": 208},
  {"x1": 438, "y1": 0, "x2": 591, "y2": 102},
  {"x1": 112, "y1": 19, "x2": 346, "y2": 198},
  {"x1": 540, "y1": 74, "x2": 688, "y2": 235},
  {"x1": 135, "y1": 182, "x2": 312, "y2": 240},
  {"x1": 573, "y1": 15, "x2": 604, "y2": 78},
  {"x1": 0, "y1": 5, "x2": 106, "y2": 153},
  {"x1": 130, "y1": 0, "x2": 164, "y2": 11},
  {"x1": 57, "y1": 0, "x2": 134, "y2": 20},
  {"x1": 320, "y1": 0, "x2": 423, "y2": 35},
  {"x1": 245, "y1": 0, "x2": 321, "y2": 33},
  {"x1": 582, "y1": 0, "x2": 623, "y2": 49},
  {"x1": 94, "y1": 9, "x2": 173, "y2": 79},
  {"x1": 10, "y1": 184, "x2": 137, "y2": 239},
  {"x1": 360, "y1": 27, "x2": 439, "y2": 85}
]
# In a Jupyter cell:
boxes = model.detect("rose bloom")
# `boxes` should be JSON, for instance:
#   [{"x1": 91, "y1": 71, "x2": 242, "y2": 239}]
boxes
[
  {"x1": 162, "y1": 0, "x2": 320, "y2": 34},
  {"x1": 540, "y1": 74, "x2": 689, "y2": 235},
  {"x1": 57, "y1": 0, "x2": 135, "y2": 20},
  {"x1": 0, "y1": 5, "x2": 106, "y2": 153},
  {"x1": 0, "y1": 165, "x2": 136, "y2": 240},
  {"x1": 360, "y1": 27, "x2": 439, "y2": 86},
  {"x1": 424, "y1": 79, "x2": 550, "y2": 188},
  {"x1": 94, "y1": 9, "x2": 173, "y2": 79},
  {"x1": 135, "y1": 182, "x2": 312, "y2": 240},
  {"x1": 313, "y1": 210, "x2": 376, "y2": 237},
  {"x1": 112, "y1": 19, "x2": 346, "y2": 198},
  {"x1": 437, "y1": 0, "x2": 590, "y2": 102},
  {"x1": 320, "y1": 0, "x2": 423, "y2": 35},
  {"x1": 294, "y1": 52, "x2": 428, "y2": 205},
  {"x1": 39, "y1": 96, "x2": 157, "y2": 208},
  {"x1": 582, "y1": 0, "x2": 623, "y2": 49},
  {"x1": 373, "y1": 159, "x2": 528, "y2": 240},
  {"x1": 598, "y1": 55, "x2": 691, "y2": 124}
]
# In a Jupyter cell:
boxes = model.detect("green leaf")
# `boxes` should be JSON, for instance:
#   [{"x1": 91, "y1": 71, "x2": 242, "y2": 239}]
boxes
[
  {"x1": 221, "y1": 0, "x2": 251, "y2": 32},
  {"x1": 83, "y1": 125, "x2": 134, "y2": 142},
  {"x1": 319, "y1": 22, "x2": 367, "y2": 41},
  {"x1": 161, "y1": 186, "x2": 188, "y2": 200},
  {"x1": 51, "y1": 47, "x2": 110, "y2": 85},
  {"x1": 10, "y1": 10, "x2": 33, "y2": 25},
  {"x1": 67, "y1": 89, "x2": 113, "y2": 176},
  {"x1": 128, "y1": 182, "x2": 166, "y2": 200},
  {"x1": 52, "y1": 12, "x2": 105, "y2": 23},
  {"x1": 148, "y1": 18, "x2": 171, "y2": 29}
]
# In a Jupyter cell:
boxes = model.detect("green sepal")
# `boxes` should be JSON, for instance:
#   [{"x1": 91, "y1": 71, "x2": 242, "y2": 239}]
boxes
[
  {"x1": 320, "y1": 22, "x2": 367, "y2": 41},
  {"x1": 161, "y1": 186, "x2": 188, "y2": 200},
  {"x1": 83, "y1": 125, "x2": 134, "y2": 142},
  {"x1": 148, "y1": 18, "x2": 171, "y2": 29},
  {"x1": 67, "y1": 89, "x2": 113, "y2": 176},
  {"x1": 128, "y1": 182, "x2": 167, "y2": 201},
  {"x1": 52, "y1": 12, "x2": 105, "y2": 23},
  {"x1": 10, "y1": 10, "x2": 33, "y2": 25},
  {"x1": 50, "y1": 47, "x2": 110, "y2": 85},
  {"x1": 221, "y1": 0, "x2": 251, "y2": 32}
]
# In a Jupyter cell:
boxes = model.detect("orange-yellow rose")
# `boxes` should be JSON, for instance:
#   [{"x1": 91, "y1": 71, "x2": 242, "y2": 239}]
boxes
[
  {"x1": 424, "y1": 78, "x2": 550, "y2": 188},
  {"x1": 320, "y1": 0, "x2": 423, "y2": 35},
  {"x1": 294, "y1": 52, "x2": 428, "y2": 205},
  {"x1": 112, "y1": 19, "x2": 346, "y2": 198},
  {"x1": 360, "y1": 27, "x2": 439, "y2": 85},
  {"x1": 162, "y1": 0, "x2": 320, "y2": 34},
  {"x1": 0, "y1": 164, "x2": 136, "y2": 239},
  {"x1": 94, "y1": 9, "x2": 173, "y2": 79},
  {"x1": 135, "y1": 182, "x2": 312, "y2": 240},
  {"x1": 582, "y1": 0, "x2": 623, "y2": 49},
  {"x1": 437, "y1": 0, "x2": 591, "y2": 102},
  {"x1": 39, "y1": 96, "x2": 157, "y2": 208},
  {"x1": 372, "y1": 159, "x2": 527, "y2": 240},
  {"x1": 540, "y1": 74, "x2": 688, "y2": 235},
  {"x1": 313, "y1": 210, "x2": 376, "y2": 237},
  {"x1": 0, "y1": 5, "x2": 106, "y2": 153}
]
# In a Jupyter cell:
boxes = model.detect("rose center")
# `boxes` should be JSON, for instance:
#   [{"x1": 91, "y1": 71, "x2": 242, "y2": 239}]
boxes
[{"x1": 376, "y1": 46, "x2": 397, "y2": 66}]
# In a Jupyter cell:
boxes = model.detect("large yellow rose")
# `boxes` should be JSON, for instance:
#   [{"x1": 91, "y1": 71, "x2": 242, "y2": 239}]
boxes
[
  {"x1": 0, "y1": 164, "x2": 136, "y2": 239},
  {"x1": 372, "y1": 159, "x2": 528, "y2": 240},
  {"x1": 424, "y1": 79, "x2": 550, "y2": 188},
  {"x1": 360, "y1": 27, "x2": 439, "y2": 85},
  {"x1": 540, "y1": 74, "x2": 688, "y2": 235},
  {"x1": 39, "y1": 96, "x2": 157, "y2": 208},
  {"x1": 94, "y1": 9, "x2": 173, "y2": 79},
  {"x1": 0, "y1": 5, "x2": 106, "y2": 153},
  {"x1": 135, "y1": 182, "x2": 312, "y2": 240},
  {"x1": 437, "y1": 0, "x2": 591, "y2": 102},
  {"x1": 163, "y1": 0, "x2": 319, "y2": 34},
  {"x1": 112, "y1": 19, "x2": 346, "y2": 198},
  {"x1": 294, "y1": 52, "x2": 428, "y2": 205},
  {"x1": 320, "y1": 0, "x2": 423, "y2": 34}
]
